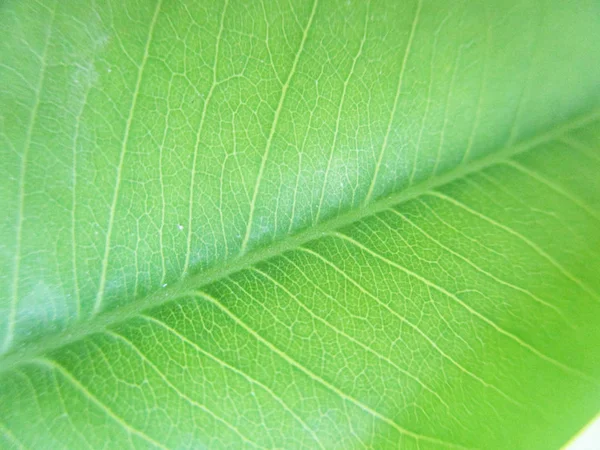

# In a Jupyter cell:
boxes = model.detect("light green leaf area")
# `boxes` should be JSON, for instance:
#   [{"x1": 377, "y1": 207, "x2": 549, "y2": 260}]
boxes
[{"x1": 1, "y1": 0, "x2": 600, "y2": 448}]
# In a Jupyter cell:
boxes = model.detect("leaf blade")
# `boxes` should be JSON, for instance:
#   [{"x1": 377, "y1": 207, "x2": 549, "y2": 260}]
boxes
[{"x1": 1, "y1": 0, "x2": 600, "y2": 448}]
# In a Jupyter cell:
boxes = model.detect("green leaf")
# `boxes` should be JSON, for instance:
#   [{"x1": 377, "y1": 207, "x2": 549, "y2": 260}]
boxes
[{"x1": 1, "y1": 0, "x2": 599, "y2": 448}]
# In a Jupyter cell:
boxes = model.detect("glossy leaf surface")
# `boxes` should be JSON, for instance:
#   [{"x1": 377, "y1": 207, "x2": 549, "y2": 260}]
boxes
[{"x1": 1, "y1": 0, "x2": 600, "y2": 448}]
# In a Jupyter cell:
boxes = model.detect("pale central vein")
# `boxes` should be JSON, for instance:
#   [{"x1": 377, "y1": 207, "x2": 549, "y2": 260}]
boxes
[{"x1": 0, "y1": 108, "x2": 597, "y2": 372}]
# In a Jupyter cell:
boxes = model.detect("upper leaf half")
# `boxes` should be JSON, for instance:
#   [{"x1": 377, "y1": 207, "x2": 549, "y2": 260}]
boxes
[{"x1": 2, "y1": 0, "x2": 599, "y2": 348}]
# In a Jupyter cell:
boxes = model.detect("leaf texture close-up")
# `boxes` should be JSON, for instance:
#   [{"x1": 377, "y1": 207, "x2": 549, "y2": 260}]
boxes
[{"x1": 1, "y1": 0, "x2": 600, "y2": 448}]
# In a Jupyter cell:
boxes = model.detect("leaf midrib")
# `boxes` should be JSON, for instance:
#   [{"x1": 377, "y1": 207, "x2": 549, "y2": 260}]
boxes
[{"x1": 2, "y1": 108, "x2": 598, "y2": 374}]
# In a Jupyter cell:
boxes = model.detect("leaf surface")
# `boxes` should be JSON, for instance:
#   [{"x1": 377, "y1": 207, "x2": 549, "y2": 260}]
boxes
[{"x1": 1, "y1": 0, "x2": 600, "y2": 448}]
